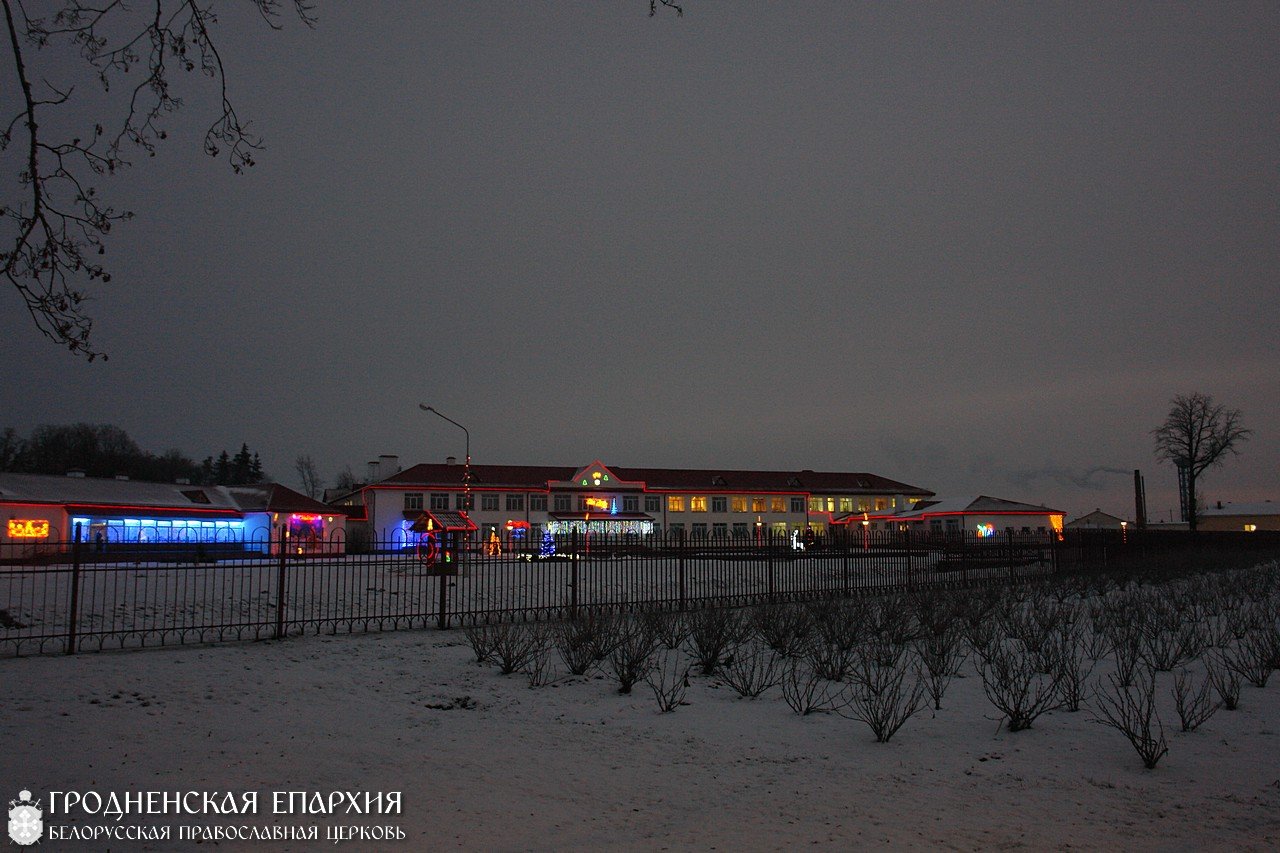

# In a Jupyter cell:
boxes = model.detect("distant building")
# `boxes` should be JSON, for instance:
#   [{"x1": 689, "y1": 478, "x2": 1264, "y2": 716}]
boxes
[
  {"x1": 0, "y1": 472, "x2": 346, "y2": 552},
  {"x1": 834, "y1": 495, "x2": 1066, "y2": 538},
  {"x1": 1198, "y1": 501, "x2": 1280, "y2": 532},
  {"x1": 1066, "y1": 509, "x2": 1129, "y2": 530},
  {"x1": 330, "y1": 458, "x2": 934, "y2": 545}
]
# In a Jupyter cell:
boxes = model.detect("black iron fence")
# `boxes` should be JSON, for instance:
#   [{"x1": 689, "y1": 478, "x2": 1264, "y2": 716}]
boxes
[{"x1": 2, "y1": 527, "x2": 1277, "y2": 656}]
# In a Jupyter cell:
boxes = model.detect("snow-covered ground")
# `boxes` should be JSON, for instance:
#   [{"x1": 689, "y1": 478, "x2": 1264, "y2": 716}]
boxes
[{"x1": 3, "y1": 571, "x2": 1279, "y2": 851}]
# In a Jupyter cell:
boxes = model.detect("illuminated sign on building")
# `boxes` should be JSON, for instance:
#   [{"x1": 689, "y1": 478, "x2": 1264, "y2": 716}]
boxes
[
  {"x1": 975, "y1": 523, "x2": 995, "y2": 538},
  {"x1": 584, "y1": 498, "x2": 610, "y2": 511},
  {"x1": 7, "y1": 519, "x2": 50, "y2": 538}
]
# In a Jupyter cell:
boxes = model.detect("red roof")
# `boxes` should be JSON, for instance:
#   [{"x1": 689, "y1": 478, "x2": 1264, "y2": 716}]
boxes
[{"x1": 377, "y1": 463, "x2": 931, "y2": 497}]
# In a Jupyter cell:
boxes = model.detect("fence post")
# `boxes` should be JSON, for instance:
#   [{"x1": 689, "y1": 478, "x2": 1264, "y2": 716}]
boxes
[
  {"x1": 767, "y1": 531, "x2": 776, "y2": 603},
  {"x1": 275, "y1": 524, "x2": 288, "y2": 640},
  {"x1": 841, "y1": 531, "x2": 850, "y2": 598},
  {"x1": 437, "y1": 567, "x2": 449, "y2": 630},
  {"x1": 677, "y1": 529, "x2": 686, "y2": 611},
  {"x1": 66, "y1": 522, "x2": 83, "y2": 655},
  {"x1": 569, "y1": 529, "x2": 579, "y2": 621},
  {"x1": 1007, "y1": 529, "x2": 1016, "y2": 583}
]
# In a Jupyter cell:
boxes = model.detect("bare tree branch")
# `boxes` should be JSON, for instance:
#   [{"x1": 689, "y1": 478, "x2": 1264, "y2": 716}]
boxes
[{"x1": 1, "y1": 0, "x2": 315, "y2": 359}]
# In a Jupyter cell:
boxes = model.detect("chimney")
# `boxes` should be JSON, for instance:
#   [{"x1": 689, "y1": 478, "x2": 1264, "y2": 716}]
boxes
[
  {"x1": 367, "y1": 460, "x2": 379, "y2": 482},
  {"x1": 379, "y1": 454, "x2": 400, "y2": 475},
  {"x1": 446, "y1": 456, "x2": 457, "y2": 466}
]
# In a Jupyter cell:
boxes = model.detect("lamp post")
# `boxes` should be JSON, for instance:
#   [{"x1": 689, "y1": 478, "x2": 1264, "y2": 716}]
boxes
[{"x1": 419, "y1": 404, "x2": 471, "y2": 515}]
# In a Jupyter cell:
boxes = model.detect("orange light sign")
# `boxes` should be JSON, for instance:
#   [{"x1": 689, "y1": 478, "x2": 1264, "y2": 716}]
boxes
[
  {"x1": 584, "y1": 498, "x2": 609, "y2": 511},
  {"x1": 7, "y1": 519, "x2": 50, "y2": 539}
]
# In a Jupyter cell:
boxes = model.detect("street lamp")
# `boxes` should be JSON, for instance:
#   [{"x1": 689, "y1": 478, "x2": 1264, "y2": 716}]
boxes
[{"x1": 419, "y1": 404, "x2": 471, "y2": 514}]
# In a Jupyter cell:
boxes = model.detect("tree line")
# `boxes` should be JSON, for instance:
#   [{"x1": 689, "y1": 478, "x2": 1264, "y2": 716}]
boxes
[{"x1": 0, "y1": 423, "x2": 267, "y2": 486}]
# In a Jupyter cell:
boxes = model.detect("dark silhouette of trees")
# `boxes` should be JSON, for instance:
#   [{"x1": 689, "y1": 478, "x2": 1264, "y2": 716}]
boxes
[
  {"x1": 1, "y1": 422, "x2": 267, "y2": 484},
  {"x1": 1, "y1": 0, "x2": 316, "y2": 359},
  {"x1": 1152, "y1": 393, "x2": 1251, "y2": 531}
]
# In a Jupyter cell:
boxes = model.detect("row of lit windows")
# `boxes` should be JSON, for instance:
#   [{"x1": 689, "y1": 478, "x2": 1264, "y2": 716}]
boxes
[{"x1": 403, "y1": 491, "x2": 904, "y2": 515}]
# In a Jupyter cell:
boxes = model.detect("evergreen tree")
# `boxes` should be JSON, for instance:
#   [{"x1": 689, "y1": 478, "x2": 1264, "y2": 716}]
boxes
[{"x1": 214, "y1": 451, "x2": 232, "y2": 485}]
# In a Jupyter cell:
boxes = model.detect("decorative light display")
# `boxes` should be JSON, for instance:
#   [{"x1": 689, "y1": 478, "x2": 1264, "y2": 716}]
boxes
[
  {"x1": 70, "y1": 516, "x2": 245, "y2": 544},
  {"x1": 581, "y1": 471, "x2": 610, "y2": 487},
  {"x1": 539, "y1": 528, "x2": 556, "y2": 558},
  {"x1": 505, "y1": 520, "x2": 529, "y2": 539},
  {"x1": 485, "y1": 529, "x2": 502, "y2": 557},
  {"x1": 584, "y1": 497, "x2": 610, "y2": 511},
  {"x1": 975, "y1": 523, "x2": 996, "y2": 538},
  {"x1": 7, "y1": 519, "x2": 50, "y2": 539}
]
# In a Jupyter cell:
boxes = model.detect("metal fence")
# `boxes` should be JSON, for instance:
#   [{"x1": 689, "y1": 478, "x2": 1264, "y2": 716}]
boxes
[{"x1": 2, "y1": 527, "x2": 1277, "y2": 656}]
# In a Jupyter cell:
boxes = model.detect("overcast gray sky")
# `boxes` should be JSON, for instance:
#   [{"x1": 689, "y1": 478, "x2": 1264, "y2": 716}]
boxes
[{"x1": 2, "y1": 1, "x2": 1276, "y2": 521}]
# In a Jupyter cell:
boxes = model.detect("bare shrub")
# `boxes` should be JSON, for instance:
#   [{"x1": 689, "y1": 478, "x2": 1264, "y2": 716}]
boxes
[
  {"x1": 523, "y1": 642, "x2": 555, "y2": 688},
  {"x1": 1207, "y1": 654, "x2": 1242, "y2": 710},
  {"x1": 753, "y1": 603, "x2": 812, "y2": 657},
  {"x1": 491, "y1": 622, "x2": 548, "y2": 675},
  {"x1": 608, "y1": 618, "x2": 658, "y2": 694},
  {"x1": 1140, "y1": 609, "x2": 1206, "y2": 672},
  {"x1": 463, "y1": 622, "x2": 500, "y2": 665},
  {"x1": 720, "y1": 641, "x2": 783, "y2": 698},
  {"x1": 839, "y1": 641, "x2": 926, "y2": 742},
  {"x1": 913, "y1": 626, "x2": 968, "y2": 711},
  {"x1": 1171, "y1": 668, "x2": 1219, "y2": 732},
  {"x1": 1111, "y1": 630, "x2": 1144, "y2": 689},
  {"x1": 686, "y1": 608, "x2": 746, "y2": 675},
  {"x1": 1220, "y1": 638, "x2": 1272, "y2": 689},
  {"x1": 1093, "y1": 669, "x2": 1169, "y2": 769},
  {"x1": 554, "y1": 613, "x2": 606, "y2": 676},
  {"x1": 645, "y1": 649, "x2": 691, "y2": 712},
  {"x1": 1053, "y1": 626, "x2": 1095, "y2": 712},
  {"x1": 780, "y1": 658, "x2": 841, "y2": 716},
  {"x1": 978, "y1": 639, "x2": 1063, "y2": 732},
  {"x1": 641, "y1": 609, "x2": 690, "y2": 650},
  {"x1": 805, "y1": 634, "x2": 855, "y2": 682}
]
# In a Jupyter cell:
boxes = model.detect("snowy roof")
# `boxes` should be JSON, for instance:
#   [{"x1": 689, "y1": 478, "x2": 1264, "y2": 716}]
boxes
[
  {"x1": 1200, "y1": 501, "x2": 1279, "y2": 517},
  {"x1": 893, "y1": 495, "x2": 1064, "y2": 519},
  {"x1": 0, "y1": 472, "x2": 342, "y2": 515},
  {"x1": 0, "y1": 471, "x2": 240, "y2": 510}
]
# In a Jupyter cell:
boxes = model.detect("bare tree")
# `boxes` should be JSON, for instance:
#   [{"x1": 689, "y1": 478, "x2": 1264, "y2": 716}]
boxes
[
  {"x1": 1, "y1": 1, "x2": 315, "y2": 358},
  {"x1": 1152, "y1": 393, "x2": 1251, "y2": 531},
  {"x1": 294, "y1": 453, "x2": 322, "y2": 499}
]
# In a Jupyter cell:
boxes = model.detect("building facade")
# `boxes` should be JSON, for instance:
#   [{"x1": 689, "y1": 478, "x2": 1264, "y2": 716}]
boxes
[
  {"x1": 334, "y1": 459, "x2": 934, "y2": 546},
  {"x1": 0, "y1": 472, "x2": 346, "y2": 553}
]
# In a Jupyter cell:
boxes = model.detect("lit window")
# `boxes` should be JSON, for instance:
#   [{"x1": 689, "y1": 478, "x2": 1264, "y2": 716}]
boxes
[
  {"x1": 668, "y1": 496, "x2": 685, "y2": 512},
  {"x1": 690, "y1": 496, "x2": 708, "y2": 512},
  {"x1": 732, "y1": 497, "x2": 748, "y2": 513},
  {"x1": 752, "y1": 497, "x2": 767, "y2": 512},
  {"x1": 874, "y1": 498, "x2": 888, "y2": 511},
  {"x1": 838, "y1": 497, "x2": 853, "y2": 513},
  {"x1": 825, "y1": 497, "x2": 836, "y2": 513},
  {"x1": 858, "y1": 498, "x2": 871, "y2": 512},
  {"x1": 771, "y1": 497, "x2": 786, "y2": 513},
  {"x1": 1244, "y1": 524, "x2": 1258, "y2": 532},
  {"x1": 808, "y1": 497, "x2": 823, "y2": 513}
]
